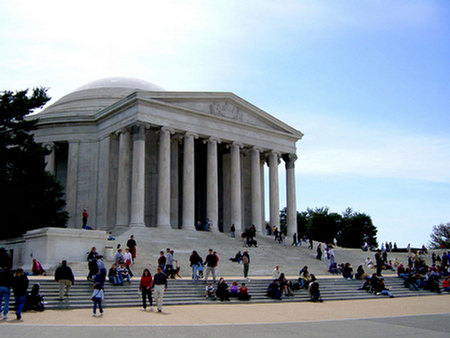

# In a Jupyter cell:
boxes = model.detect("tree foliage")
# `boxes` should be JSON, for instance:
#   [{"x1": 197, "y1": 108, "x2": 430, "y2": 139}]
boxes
[
  {"x1": 280, "y1": 206, "x2": 378, "y2": 248},
  {"x1": 0, "y1": 88, "x2": 68, "y2": 239},
  {"x1": 429, "y1": 223, "x2": 450, "y2": 249}
]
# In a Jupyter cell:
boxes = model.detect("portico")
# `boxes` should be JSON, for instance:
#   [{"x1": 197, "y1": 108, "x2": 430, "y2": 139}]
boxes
[{"x1": 35, "y1": 78, "x2": 303, "y2": 235}]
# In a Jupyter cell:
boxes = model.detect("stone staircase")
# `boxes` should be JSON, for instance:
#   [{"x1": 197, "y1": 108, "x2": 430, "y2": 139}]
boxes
[{"x1": 25, "y1": 276, "x2": 444, "y2": 310}]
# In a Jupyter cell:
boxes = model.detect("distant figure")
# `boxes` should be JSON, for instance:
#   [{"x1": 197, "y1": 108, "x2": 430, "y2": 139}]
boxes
[
  {"x1": 291, "y1": 233, "x2": 297, "y2": 246},
  {"x1": 91, "y1": 283, "x2": 104, "y2": 317},
  {"x1": 230, "y1": 224, "x2": 236, "y2": 238},
  {"x1": 12, "y1": 268, "x2": 28, "y2": 320},
  {"x1": 308, "y1": 274, "x2": 322, "y2": 302},
  {"x1": 272, "y1": 265, "x2": 281, "y2": 279},
  {"x1": 316, "y1": 243, "x2": 322, "y2": 260},
  {"x1": 107, "y1": 232, "x2": 115, "y2": 241},
  {"x1": 152, "y1": 266, "x2": 168, "y2": 312},
  {"x1": 126, "y1": 235, "x2": 137, "y2": 262},
  {"x1": 82, "y1": 209, "x2": 88, "y2": 229},
  {"x1": 54, "y1": 260, "x2": 74, "y2": 300},
  {"x1": 25, "y1": 283, "x2": 45, "y2": 312},
  {"x1": 0, "y1": 266, "x2": 12, "y2": 319},
  {"x1": 139, "y1": 269, "x2": 153, "y2": 311},
  {"x1": 31, "y1": 259, "x2": 46, "y2": 276},
  {"x1": 242, "y1": 250, "x2": 250, "y2": 280}
]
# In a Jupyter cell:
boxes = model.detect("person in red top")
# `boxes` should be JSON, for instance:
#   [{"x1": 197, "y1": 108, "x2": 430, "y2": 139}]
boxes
[
  {"x1": 139, "y1": 269, "x2": 153, "y2": 311},
  {"x1": 82, "y1": 209, "x2": 88, "y2": 229},
  {"x1": 238, "y1": 282, "x2": 251, "y2": 300},
  {"x1": 443, "y1": 276, "x2": 450, "y2": 292}
]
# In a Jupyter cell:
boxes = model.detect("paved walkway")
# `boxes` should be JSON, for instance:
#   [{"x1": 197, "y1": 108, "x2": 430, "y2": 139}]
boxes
[{"x1": 1, "y1": 295, "x2": 448, "y2": 326}]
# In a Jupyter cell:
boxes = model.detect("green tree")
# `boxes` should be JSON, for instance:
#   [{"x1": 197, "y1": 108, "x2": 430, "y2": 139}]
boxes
[
  {"x1": 304, "y1": 207, "x2": 341, "y2": 243},
  {"x1": 337, "y1": 208, "x2": 377, "y2": 248},
  {"x1": 0, "y1": 88, "x2": 68, "y2": 239},
  {"x1": 429, "y1": 223, "x2": 450, "y2": 249}
]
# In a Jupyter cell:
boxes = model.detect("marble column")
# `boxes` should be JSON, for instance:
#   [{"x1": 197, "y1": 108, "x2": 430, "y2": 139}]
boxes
[
  {"x1": 284, "y1": 153, "x2": 298, "y2": 236},
  {"x1": 170, "y1": 135, "x2": 182, "y2": 228},
  {"x1": 129, "y1": 124, "x2": 146, "y2": 227},
  {"x1": 230, "y1": 142, "x2": 242, "y2": 231},
  {"x1": 66, "y1": 141, "x2": 79, "y2": 228},
  {"x1": 269, "y1": 151, "x2": 280, "y2": 230},
  {"x1": 116, "y1": 129, "x2": 131, "y2": 226},
  {"x1": 250, "y1": 147, "x2": 262, "y2": 232},
  {"x1": 260, "y1": 156, "x2": 266, "y2": 232},
  {"x1": 182, "y1": 132, "x2": 196, "y2": 230},
  {"x1": 157, "y1": 127, "x2": 172, "y2": 228},
  {"x1": 205, "y1": 137, "x2": 220, "y2": 231},
  {"x1": 44, "y1": 142, "x2": 55, "y2": 175}
]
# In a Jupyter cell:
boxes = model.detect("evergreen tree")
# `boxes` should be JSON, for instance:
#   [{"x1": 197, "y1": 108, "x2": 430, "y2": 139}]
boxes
[
  {"x1": 0, "y1": 88, "x2": 68, "y2": 239},
  {"x1": 337, "y1": 208, "x2": 377, "y2": 248}
]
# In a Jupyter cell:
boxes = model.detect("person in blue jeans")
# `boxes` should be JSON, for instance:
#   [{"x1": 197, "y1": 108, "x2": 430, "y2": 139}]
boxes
[
  {"x1": 0, "y1": 266, "x2": 12, "y2": 319},
  {"x1": 12, "y1": 268, "x2": 28, "y2": 320},
  {"x1": 189, "y1": 251, "x2": 203, "y2": 281},
  {"x1": 91, "y1": 283, "x2": 104, "y2": 317}
]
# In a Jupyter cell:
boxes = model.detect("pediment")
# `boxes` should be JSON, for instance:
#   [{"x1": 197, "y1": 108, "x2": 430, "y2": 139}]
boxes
[{"x1": 143, "y1": 93, "x2": 303, "y2": 138}]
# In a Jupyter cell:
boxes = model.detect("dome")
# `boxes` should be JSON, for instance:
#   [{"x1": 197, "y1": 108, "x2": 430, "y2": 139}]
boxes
[
  {"x1": 74, "y1": 77, "x2": 165, "y2": 92},
  {"x1": 39, "y1": 77, "x2": 165, "y2": 118}
]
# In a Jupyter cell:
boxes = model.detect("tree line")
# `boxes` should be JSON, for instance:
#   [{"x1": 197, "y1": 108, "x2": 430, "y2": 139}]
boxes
[{"x1": 280, "y1": 206, "x2": 378, "y2": 249}]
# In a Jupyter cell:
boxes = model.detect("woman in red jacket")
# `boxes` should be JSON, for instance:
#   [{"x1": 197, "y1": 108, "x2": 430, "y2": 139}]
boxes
[{"x1": 139, "y1": 269, "x2": 153, "y2": 311}]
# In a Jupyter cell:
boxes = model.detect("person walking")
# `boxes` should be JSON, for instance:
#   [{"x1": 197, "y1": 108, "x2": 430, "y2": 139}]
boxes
[
  {"x1": 152, "y1": 266, "x2": 167, "y2": 312},
  {"x1": 0, "y1": 266, "x2": 12, "y2": 319},
  {"x1": 126, "y1": 235, "x2": 137, "y2": 263},
  {"x1": 96, "y1": 255, "x2": 107, "y2": 287},
  {"x1": 54, "y1": 260, "x2": 74, "y2": 300},
  {"x1": 91, "y1": 283, "x2": 104, "y2": 317},
  {"x1": 189, "y1": 251, "x2": 203, "y2": 281},
  {"x1": 139, "y1": 269, "x2": 153, "y2": 311},
  {"x1": 87, "y1": 247, "x2": 98, "y2": 282},
  {"x1": 242, "y1": 250, "x2": 250, "y2": 281},
  {"x1": 204, "y1": 249, "x2": 218, "y2": 283},
  {"x1": 12, "y1": 268, "x2": 28, "y2": 320}
]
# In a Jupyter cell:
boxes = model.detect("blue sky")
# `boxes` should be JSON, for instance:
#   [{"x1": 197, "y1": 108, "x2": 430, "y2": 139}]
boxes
[{"x1": 1, "y1": 0, "x2": 449, "y2": 247}]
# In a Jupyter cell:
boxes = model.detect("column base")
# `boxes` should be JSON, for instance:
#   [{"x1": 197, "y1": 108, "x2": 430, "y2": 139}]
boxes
[
  {"x1": 156, "y1": 223, "x2": 172, "y2": 229},
  {"x1": 129, "y1": 223, "x2": 145, "y2": 227}
]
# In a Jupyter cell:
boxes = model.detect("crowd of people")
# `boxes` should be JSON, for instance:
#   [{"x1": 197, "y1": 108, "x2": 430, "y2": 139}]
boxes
[{"x1": 2, "y1": 230, "x2": 450, "y2": 321}]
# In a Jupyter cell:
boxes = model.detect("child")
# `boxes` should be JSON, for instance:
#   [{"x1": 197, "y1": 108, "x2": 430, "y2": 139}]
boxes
[
  {"x1": 91, "y1": 283, "x2": 104, "y2": 317},
  {"x1": 205, "y1": 283, "x2": 216, "y2": 300}
]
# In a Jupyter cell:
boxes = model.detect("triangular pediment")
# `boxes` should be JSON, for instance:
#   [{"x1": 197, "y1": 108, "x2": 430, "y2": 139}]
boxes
[{"x1": 137, "y1": 92, "x2": 303, "y2": 138}]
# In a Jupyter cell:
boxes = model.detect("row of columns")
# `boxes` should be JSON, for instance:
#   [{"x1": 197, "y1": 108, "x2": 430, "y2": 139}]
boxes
[{"x1": 56, "y1": 124, "x2": 298, "y2": 234}]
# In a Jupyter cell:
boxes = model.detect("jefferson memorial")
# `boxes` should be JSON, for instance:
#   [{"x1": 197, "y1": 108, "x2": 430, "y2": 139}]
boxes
[{"x1": 34, "y1": 78, "x2": 303, "y2": 235}]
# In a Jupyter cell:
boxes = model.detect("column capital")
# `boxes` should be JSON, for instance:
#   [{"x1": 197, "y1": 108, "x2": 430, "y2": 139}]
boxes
[
  {"x1": 184, "y1": 131, "x2": 198, "y2": 139},
  {"x1": 172, "y1": 133, "x2": 184, "y2": 143},
  {"x1": 203, "y1": 136, "x2": 222, "y2": 145},
  {"x1": 266, "y1": 151, "x2": 281, "y2": 165},
  {"x1": 42, "y1": 142, "x2": 55, "y2": 150},
  {"x1": 251, "y1": 146, "x2": 263, "y2": 153},
  {"x1": 160, "y1": 126, "x2": 175, "y2": 134},
  {"x1": 283, "y1": 153, "x2": 298, "y2": 169},
  {"x1": 131, "y1": 124, "x2": 146, "y2": 140},
  {"x1": 226, "y1": 141, "x2": 243, "y2": 149}
]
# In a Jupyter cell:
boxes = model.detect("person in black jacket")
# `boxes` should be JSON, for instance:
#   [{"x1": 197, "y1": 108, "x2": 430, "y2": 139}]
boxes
[
  {"x1": 204, "y1": 249, "x2": 218, "y2": 283},
  {"x1": 152, "y1": 266, "x2": 168, "y2": 312},
  {"x1": 0, "y1": 266, "x2": 13, "y2": 319},
  {"x1": 54, "y1": 260, "x2": 74, "y2": 300},
  {"x1": 189, "y1": 251, "x2": 203, "y2": 281},
  {"x1": 12, "y1": 268, "x2": 28, "y2": 320}
]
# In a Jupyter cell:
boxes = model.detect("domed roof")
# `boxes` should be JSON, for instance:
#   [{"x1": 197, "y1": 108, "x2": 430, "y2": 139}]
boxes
[
  {"x1": 39, "y1": 77, "x2": 165, "y2": 118},
  {"x1": 74, "y1": 77, "x2": 165, "y2": 92}
]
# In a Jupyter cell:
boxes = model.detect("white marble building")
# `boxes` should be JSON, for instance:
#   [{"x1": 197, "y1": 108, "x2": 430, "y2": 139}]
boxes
[{"x1": 34, "y1": 78, "x2": 303, "y2": 235}]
